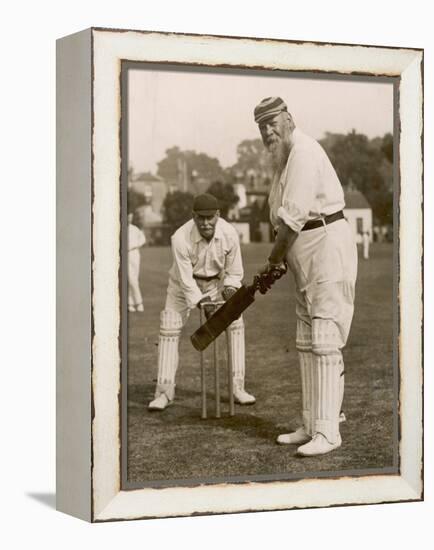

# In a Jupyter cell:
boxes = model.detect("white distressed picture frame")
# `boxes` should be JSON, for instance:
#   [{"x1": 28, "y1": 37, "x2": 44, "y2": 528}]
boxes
[{"x1": 56, "y1": 27, "x2": 423, "y2": 522}]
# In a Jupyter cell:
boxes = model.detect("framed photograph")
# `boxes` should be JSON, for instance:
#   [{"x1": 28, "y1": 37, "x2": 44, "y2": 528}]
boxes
[{"x1": 56, "y1": 28, "x2": 423, "y2": 522}]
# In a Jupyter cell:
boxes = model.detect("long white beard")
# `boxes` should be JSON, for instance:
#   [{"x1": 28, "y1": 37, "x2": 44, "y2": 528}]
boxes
[{"x1": 268, "y1": 140, "x2": 290, "y2": 173}]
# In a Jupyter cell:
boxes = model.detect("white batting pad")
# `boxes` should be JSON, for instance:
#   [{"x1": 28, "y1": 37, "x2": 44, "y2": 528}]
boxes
[
  {"x1": 296, "y1": 319, "x2": 312, "y2": 352},
  {"x1": 313, "y1": 354, "x2": 341, "y2": 444},
  {"x1": 295, "y1": 319, "x2": 314, "y2": 434},
  {"x1": 312, "y1": 318, "x2": 344, "y2": 355},
  {"x1": 339, "y1": 358, "x2": 345, "y2": 415},
  {"x1": 299, "y1": 351, "x2": 314, "y2": 436},
  {"x1": 155, "y1": 309, "x2": 184, "y2": 399},
  {"x1": 228, "y1": 317, "x2": 245, "y2": 388}
]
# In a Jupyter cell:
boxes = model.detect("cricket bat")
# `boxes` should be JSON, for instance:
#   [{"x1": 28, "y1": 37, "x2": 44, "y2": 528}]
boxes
[{"x1": 191, "y1": 267, "x2": 286, "y2": 352}]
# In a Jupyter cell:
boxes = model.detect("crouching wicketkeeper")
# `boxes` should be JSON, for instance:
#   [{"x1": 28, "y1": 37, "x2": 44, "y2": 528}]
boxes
[{"x1": 148, "y1": 193, "x2": 255, "y2": 411}]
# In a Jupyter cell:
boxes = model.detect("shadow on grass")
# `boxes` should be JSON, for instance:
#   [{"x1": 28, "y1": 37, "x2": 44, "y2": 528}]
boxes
[{"x1": 129, "y1": 383, "x2": 283, "y2": 441}]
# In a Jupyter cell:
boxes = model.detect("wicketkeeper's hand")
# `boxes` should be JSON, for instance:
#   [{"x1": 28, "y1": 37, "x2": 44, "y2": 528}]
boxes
[
  {"x1": 222, "y1": 286, "x2": 237, "y2": 301},
  {"x1": 197, "y1": 298, "x2": 215, "y2": 320}
]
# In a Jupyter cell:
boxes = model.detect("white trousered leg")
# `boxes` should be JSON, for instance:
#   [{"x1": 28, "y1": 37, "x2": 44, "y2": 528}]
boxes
[
  {"x1": 128, "y1": 250, "x2": 143, "y2": 308},
  {"x1": 286, "y1": 222, "x2": 356, "y2": 454}
]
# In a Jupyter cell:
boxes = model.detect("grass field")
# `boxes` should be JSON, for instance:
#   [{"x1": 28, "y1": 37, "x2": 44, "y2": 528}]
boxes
[{"x1": 126, "y1": 242, "x2": 397, "y2": 486}]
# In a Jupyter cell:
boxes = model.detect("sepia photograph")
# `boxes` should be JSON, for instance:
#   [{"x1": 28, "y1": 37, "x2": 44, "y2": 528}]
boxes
[
  {"x1": 122, "y1": 63, "x2": 398, "y2": 488},
  {"x1": 55, "y1": 27, "x2": 422, "y2": 522},
  {"x1": 5, "y1": 0, "x2": 429, "y2": 543}
]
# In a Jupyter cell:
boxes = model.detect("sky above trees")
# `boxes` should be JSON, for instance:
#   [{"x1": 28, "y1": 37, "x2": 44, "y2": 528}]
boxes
[{"x1": 128, "y1": 67, "x2": 394, "y2": 174}]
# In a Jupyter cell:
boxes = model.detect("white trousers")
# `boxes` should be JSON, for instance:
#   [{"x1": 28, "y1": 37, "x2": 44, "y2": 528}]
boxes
[
  {"x1": 290, "y1": 219, "x2": 357, "y2": 443},
  {"x1": 128, "y1": 249, "x2": 143, "y2": 307}
]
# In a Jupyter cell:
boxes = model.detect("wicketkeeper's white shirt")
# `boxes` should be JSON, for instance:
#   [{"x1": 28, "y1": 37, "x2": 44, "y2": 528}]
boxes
[{"x1": 168, "y1": 218, "x2": 243, "y2": 309}]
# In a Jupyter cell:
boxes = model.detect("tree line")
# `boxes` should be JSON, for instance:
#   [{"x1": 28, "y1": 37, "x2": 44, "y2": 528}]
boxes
[{"x1": 140, "y1": 131, "x2": 394, "y2": 234}]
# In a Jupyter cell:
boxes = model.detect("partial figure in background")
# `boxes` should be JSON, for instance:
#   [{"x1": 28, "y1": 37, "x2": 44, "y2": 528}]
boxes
[
  {"x1": 148, "y1": 193, "x2": 255, "y2": 411},
  {"x1": 128, "y1": 212, "x2": 146, "y2": 312},
  {"x1": 362, "y1": 230, "x2": 370, "y2": 260},
  {"x1": 254, "y1": 97, "x2": 358, "y2": 457}
]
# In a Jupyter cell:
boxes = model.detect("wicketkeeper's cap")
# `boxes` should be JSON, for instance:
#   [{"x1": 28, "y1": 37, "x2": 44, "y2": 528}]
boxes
[
  {"x1": 254, "y1": 96, "x2": 288, "y2": 125},
  {"x1": 192, "y1": 193, "x2": 220, "y2": 216}
]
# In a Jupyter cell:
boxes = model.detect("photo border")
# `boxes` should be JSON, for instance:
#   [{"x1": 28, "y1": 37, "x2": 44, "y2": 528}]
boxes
[
  {"x1": 90, "y1": 28, "x2": 423, "y2": 522},
  {"x1": 120, "y1": 61, "x2": 400, "y2": 490}
]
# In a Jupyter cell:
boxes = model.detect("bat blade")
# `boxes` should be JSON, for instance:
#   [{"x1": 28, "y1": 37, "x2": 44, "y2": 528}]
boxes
[{"x1": 191, "y1": 285, "x2": 255, "y2": 351}]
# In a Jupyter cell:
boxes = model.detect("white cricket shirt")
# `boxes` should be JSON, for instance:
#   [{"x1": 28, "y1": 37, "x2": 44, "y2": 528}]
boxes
[{"x1": 268, "y1": 128, "x2": 345, "y2": 233}]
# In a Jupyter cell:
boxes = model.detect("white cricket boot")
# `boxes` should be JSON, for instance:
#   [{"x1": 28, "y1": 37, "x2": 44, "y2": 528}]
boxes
[
  {"x1": 229, "y1": 317, "x2": 256, "y2": 405},
  {"x1": 277, "y1": 427, "x2": 311, "y2": 445},
  {"x1": 233, "y1": 384, "x2": 256, "y2": 405},
  {"x1": 148, "y1": 309, "x2": 182, "y2": 411},
  {"x1": 148, "y1": 393, "x2": 171, "y2": 411},
  {"x1": 278, "y1": 413, "x2": 346, "y2": 444},
  {"x1": 297, "y1": 432, "x2": 342, "y2": 456}
]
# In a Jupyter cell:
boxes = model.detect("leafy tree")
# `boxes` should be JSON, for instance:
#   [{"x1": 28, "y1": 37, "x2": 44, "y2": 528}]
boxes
[
  {"x1": 162, "y1": 190, "x2": 194, "y2": 233},
  {"x1": 191, "y1": 152, "x2": 224, "y2": 182},
  {"x1": 127, "y1": 188, "x2": 146, "y2": 214},
  {"x1": 206, "y1": 181, "x2": 239, "y2": 219},
  {"x1": 321, "y1": 131, "x2": 378, "y2": 190},
  {"x1": 320, "y1": 130, "x2": 393, "y2": 225},
  {"x1": 157, "y1": 147, "x2": 224, "y2": 190},
  {"x1": 235, "y1": 139, "x2": 268, "y2": 170},
  {"x1": 156, "y1": 146, "x2": 182, "y2": 183},
  {"x1": 381, "y1": 133, "x2": 393, "y2": 163},
  {"x1": 231, "y1": 138, "x2": 272, "y2": 187}
]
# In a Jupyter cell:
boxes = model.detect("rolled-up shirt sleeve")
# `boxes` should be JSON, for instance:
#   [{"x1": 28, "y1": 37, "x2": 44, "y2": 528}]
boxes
[
  {"x1": 223, "y1": 233, "x2": 244, "y2": 288},
  {"x1": 171, "y1": 236, "x2": 203, "y2": 308},
  {"x1": 278, "y1": 148, "x2": 317, "y2": 233}
]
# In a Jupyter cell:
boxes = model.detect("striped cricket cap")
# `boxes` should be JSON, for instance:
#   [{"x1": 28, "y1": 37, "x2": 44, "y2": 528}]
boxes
[{"x1": 254, "y1": 97, "x2": 288, "y2": 125}]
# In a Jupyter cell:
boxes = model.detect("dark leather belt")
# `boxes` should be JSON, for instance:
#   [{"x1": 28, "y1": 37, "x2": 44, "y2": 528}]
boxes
[
  {"x1": 193, "y1": 274, "x2": 220, "y2": 282},
  {"x1": 302, "y1": 210, "x2": 344, "y2": 231}
]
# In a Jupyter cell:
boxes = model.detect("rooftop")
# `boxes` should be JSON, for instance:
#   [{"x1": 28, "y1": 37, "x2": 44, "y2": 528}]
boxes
[
  {"x1": 133, "y1": 172, "x2": 164, "y2": 183},
  {"x1": 344, "y1": 187, "x2": 371, "y2": 209}
]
